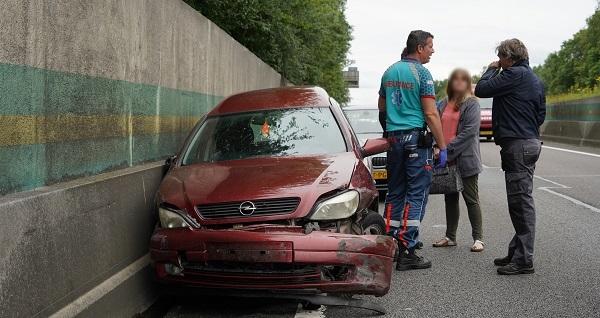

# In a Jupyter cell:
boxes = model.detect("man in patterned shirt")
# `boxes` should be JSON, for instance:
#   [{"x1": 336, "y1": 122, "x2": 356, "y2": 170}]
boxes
[{"x1": 378, "y1": 30, "x2": 447, "y2": 271}]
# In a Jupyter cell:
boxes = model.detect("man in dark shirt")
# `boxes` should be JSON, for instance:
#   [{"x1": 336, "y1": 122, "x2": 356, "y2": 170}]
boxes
[{"x1": 475, "y1": 38, "x2": 546, "y2": 275}]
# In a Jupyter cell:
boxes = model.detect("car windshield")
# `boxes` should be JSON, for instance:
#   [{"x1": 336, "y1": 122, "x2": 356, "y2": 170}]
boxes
[
  {"x1": 343, "y1": 109, "x2": 382, "y2": 134},
  {"x1": 479, "y1": 98, "x2": 493, "y2": 109},
  {"x1": 182, "y1": 107, "x2": 347, "y2": 164}
]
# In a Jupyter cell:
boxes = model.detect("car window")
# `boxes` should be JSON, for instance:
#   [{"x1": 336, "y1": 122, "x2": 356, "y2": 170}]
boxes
[
  {"x1": 478, "y1": 98, "x2": 493, "y2": 109},
  {"x1": 182, "y1": 107, "x2": 347, "y2": 164},
  {"x1": 343, "y1": 109, "x2": 382, "y2": 134}
]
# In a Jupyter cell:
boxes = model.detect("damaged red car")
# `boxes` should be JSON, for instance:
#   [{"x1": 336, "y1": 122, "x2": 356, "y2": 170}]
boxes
[{"x1": 150, "y1": 86, "x2": 396, "y2": 301}]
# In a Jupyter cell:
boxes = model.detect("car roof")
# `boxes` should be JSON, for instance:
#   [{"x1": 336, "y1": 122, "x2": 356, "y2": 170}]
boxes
[{"x1": 207, "y1": 86, "x2": 331, "y2": 116}]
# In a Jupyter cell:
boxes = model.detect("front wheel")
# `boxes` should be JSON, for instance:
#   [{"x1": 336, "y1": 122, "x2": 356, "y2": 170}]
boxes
[{"x1": 360, "y1": 210, "x2": 386, "y2": 235}]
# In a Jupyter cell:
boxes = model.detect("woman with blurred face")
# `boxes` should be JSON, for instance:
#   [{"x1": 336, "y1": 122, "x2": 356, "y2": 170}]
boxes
[{"x1": 433, "y1": 69, "x2": 484, "y2": 252}]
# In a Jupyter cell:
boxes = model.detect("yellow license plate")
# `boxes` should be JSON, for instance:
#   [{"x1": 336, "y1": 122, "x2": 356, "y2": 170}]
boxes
[
  {"x1": 480, "y1": 130, "x2": 493, "y2": 136},
  {"x1": 372, "y1": 169, "x2": 387, "y2": 180}
]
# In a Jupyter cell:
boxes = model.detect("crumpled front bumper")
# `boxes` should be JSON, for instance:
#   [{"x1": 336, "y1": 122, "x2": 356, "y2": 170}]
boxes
[{"x1": 150, "y1": 226, "x2": 396, "y2": 296}]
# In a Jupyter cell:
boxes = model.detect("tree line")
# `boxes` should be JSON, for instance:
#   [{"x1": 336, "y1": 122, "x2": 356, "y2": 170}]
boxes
[
  {"x1": 184, "y1": 0, "x2": 352, "y2": 104},
  {"x1": 534, "y1": 7, "x2": 600, "y2": 97}
]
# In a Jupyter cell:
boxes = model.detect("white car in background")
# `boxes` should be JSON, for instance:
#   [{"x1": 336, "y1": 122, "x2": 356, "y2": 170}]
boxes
[{"x1": 343, "y1": 106, "x2": 388, "y2": 194}]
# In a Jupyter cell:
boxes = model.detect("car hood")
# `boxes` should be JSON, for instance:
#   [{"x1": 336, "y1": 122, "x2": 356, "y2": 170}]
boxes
[{"x1": 159, "y1": 152, "x2": 358, "y2": 221}]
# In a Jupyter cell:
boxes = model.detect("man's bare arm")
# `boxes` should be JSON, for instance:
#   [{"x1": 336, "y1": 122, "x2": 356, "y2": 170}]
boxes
[
  {"x1": 421, "y1": 97, "x2": 446, "y2": 149},
  {"x1": 378, "y1": 96, "x2": 386, "y2": 111}
]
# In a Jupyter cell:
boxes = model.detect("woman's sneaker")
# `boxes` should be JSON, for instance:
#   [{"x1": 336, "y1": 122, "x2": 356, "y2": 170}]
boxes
[{"x1": 471, "y1": 240, "x2": 485, "y2": 252}]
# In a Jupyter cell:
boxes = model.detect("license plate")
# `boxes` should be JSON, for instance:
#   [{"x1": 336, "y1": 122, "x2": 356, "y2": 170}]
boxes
[
  {"x1": 480, "y1": 130, "x2": 493, "y2": 136},
  {"x1": 372, "y1": 169, "x2": 387, "y2": 180},
  {"x1": 207, "y1": 242, "x2": 293, "y2": 263}
]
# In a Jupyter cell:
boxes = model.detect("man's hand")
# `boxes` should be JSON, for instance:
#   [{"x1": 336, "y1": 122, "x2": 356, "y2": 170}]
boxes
[
  {"x1": 433, "y1": 146, "x2": 440, "y2": 159},
  {"x1": 435, "y1": 148, "x2": 448, "y2": 169},
  {"x1": 488, "y1": 61, "x2": 500, "y2": 69},
  {"x1": 421, "y1": 97, "x2": 446, "y2": 149}
]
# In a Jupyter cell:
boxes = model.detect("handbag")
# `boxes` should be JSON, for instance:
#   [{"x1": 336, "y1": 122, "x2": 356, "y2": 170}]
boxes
[{"x1": 430, "y1": 165, "x2": 463, "y2": 194}]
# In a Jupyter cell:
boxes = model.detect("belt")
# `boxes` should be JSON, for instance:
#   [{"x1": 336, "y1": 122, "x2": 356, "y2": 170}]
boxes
[{"x1": 387, "y1": 128, "x2": 424, "y2": 136}]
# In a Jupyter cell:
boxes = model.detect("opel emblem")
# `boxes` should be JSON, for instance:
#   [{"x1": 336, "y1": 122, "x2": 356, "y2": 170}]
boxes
[{"x1": 239, "y1": 201, "x2": 257, "y2": 216}]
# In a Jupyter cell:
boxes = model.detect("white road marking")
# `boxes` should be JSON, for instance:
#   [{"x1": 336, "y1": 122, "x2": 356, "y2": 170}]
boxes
[
  {"x1": 49, "y1": 254, "x2": 150, "y2": 318},
  {"x1": 482, "y1": 153, "x2": 599, "y2": 213},
  {"x1": 534, "y1": 175, "x2": 570, "y2": 189},
  {"x1": 539, "y1": 174, "x2": 600, "y2": 178},
  {"x1": 294, "y1": 304, "x2": 327, "y2": 318},
  {"x1": 539, "y1": 188, "x2": 600, "y2": 214},
  {"x1": 542, "y1": 145, "x2": 600, "y2": 158},
  {"x1": 534, "y1": 176, "x2": 600, "y2": 214}
]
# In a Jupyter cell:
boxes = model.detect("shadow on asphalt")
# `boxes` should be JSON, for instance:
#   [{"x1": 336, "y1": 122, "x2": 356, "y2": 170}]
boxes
[{"x1": 139, "y1": 294, "x2": 300, "y2": 318}]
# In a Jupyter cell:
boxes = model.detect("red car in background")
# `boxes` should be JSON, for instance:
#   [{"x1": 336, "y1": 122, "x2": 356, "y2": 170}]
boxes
[
  {"x1": 479, "y1": 97, "x2": 493, "y2": 140},
  {"x1": 150, "y1": 87, "x2": 396, "y2": 308}
]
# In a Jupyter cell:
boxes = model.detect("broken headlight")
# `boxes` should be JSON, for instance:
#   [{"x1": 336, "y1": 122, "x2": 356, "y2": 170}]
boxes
[
  {"x1": 309, "y1": 190, "x2": 359, "y2": 221},
  {"x1": 158, "y1": 207, "x2": 191, "y2": 229}
]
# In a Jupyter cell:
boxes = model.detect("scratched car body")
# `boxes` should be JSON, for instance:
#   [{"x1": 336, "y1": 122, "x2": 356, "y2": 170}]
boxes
[{"x1": 150, "y1": 86, "x2": 396, "y2": 297}]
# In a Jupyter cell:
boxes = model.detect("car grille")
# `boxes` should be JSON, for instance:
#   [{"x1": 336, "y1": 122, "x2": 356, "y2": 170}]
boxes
[
  {"x1": 372, "y1": 156, "x2": 387, "y2": 167},
  {"x1": 182, "y1": 262, "x2": 322, "y2": 285},
  {"x1": 197, "y1": 197, "x2": 300, "y2": 218}
]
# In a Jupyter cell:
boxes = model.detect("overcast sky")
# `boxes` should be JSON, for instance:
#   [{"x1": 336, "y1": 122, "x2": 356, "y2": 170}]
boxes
[{"x1": 346, "y1": 0, "x2": 599, "y2": 105}]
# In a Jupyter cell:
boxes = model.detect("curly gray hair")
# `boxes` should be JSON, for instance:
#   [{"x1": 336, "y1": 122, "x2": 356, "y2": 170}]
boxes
[{"x1": 496, "y1": 38, "x2": 529, "y2": 62}]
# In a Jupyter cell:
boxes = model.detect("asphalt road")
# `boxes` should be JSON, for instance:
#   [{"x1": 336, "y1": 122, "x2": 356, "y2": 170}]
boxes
[{"x1": 144, "y1": 140, "x2": 600, "y2": 318}]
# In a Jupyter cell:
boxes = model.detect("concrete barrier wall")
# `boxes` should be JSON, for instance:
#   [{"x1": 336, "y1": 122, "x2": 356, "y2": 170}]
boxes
[
  {"x1": 0, "y1": 163, "x2": 163, "y2": 317},
  {"x1": 0, "y1": 0, "x2": 283, "y2": 195},
  {"x1": 541, "y1": 96, "x2": 600, "y2": 147},
  {"x1": 0, "y1": 0, "x2": 283, "y2": 317}
]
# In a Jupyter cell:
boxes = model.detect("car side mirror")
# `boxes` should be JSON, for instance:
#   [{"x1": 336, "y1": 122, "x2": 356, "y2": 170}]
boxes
[
  {"x1": 361, "y1": 138, "x2": 390, "y2": 157},
  {"x1": 163, "y1": 155, "x2": 177, "y2": 176}
]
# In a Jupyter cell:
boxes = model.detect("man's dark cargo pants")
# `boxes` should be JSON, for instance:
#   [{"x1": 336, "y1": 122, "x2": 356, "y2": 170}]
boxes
[{"x1": 500, "y1": 138, "x2": 542, "y2": 266}]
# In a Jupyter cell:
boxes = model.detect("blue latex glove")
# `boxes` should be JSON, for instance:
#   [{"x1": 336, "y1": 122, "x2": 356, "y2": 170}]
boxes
[{"x1": 435, "y1": 148, "x2": 448, "y2": 169}]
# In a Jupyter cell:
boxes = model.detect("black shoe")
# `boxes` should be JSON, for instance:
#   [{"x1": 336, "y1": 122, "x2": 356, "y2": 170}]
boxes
[
  {"x1": 396, "y1": 253, "x2": 432, "y2": 271},
  {"x1": 415, "y1": 241, "x2": 424, "y2": 249},
  {"x1": 497, "y1": 263, "x2": 535, "y2": 275},
  {"x1": 493, "y1": 256, "x2": 511, "y2": 266}
]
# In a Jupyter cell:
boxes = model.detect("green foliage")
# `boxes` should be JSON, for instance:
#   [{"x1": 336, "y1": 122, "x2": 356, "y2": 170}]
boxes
[
  {"x1": 434, "y1": 79, "x2": 448, "y2": 100},
  {"x1": 535, "y1": 8, "x2": 600, "y2": 97},
  {"x1": 184, "y1": 0, "x2": 352, "y2": 104},
  {"x1": 546, "y1": 86, "x2": 600, "y2": 104}
]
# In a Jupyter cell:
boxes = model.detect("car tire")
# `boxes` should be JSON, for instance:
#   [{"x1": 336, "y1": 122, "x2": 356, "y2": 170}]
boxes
[{"x1": 361, "y1": 210, "x2": 386, "y2": 235}]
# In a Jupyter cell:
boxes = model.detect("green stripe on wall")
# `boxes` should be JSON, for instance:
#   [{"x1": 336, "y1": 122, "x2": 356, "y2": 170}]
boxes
[
  {"x1": 546, "y1": 103, "x2": 600, "y2": 121},
  {"x1": 0, "y1": 62, "x2": 223, "y2": 194},
  {"x1": 0, "y1": 63, "x2": 222, "y2": 116}
]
